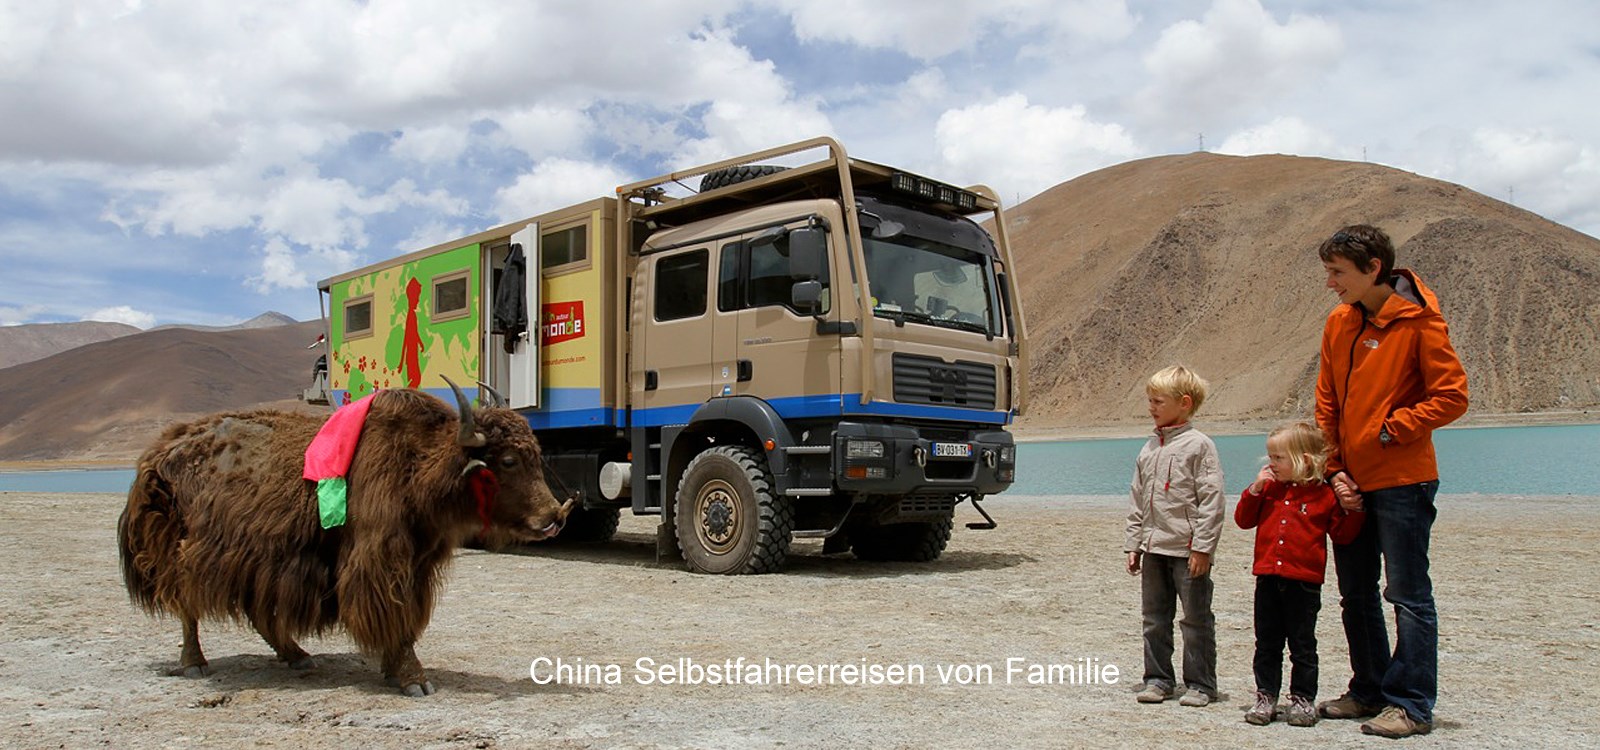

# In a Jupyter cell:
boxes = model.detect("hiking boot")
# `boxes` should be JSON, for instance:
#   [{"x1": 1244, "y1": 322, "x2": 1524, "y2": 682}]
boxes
[
  {"x1": 1178, "y1": 688, "x2": 1211, "y2": 707},
  {"x1": 1135, "y1": 683, "x2": 1172, "y2": 703},
  {"x1": 1361, "y1": 706, "x2": 1433, "y2": 738},
  {"x1": 1286, "y1": 695, "x2": 1317, "y2": 727},
  {"x1": 1317, "y1": 691, "x2": 1383, "y2": 719},
  {"x1": 1244, "y1": 691, "x2": 1276, "y2": 725}
]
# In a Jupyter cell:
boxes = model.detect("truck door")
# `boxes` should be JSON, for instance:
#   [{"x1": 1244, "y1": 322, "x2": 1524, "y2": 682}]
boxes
[
  {"x1": 635, "y1": 245, "x2": 717, "y2": 425},
  {"x1": 718, "y1": 223, "x2": 841, "y2": 414}
]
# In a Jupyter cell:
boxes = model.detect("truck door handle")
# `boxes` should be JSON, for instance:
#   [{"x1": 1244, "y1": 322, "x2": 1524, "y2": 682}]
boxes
[
  {"x1": 644, "y1": 370, "x2": 658, "y2": 391},
  {"x1": 736, "y1": 359, "x2": 753, "y2": 382}
]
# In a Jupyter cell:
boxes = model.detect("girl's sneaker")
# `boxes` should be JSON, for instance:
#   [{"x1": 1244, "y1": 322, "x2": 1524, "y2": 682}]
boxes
[
  {"x1": 1245, "y1": 692, "x2": 1276, "y2": 725},
  {"x1": 1286, "y1": 695, "x2": 1318, "y2": 727}
]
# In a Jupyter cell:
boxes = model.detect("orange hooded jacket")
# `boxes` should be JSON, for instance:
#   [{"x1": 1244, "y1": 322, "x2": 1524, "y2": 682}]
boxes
[{"x1": 1315, "y1": 268, "x2": 1469, "y2": 492}]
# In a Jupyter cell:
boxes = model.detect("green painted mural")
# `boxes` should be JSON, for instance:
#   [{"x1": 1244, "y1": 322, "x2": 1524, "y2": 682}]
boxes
[{"x1": 328, "y1": 243, "x2": 482, "y2": 403}]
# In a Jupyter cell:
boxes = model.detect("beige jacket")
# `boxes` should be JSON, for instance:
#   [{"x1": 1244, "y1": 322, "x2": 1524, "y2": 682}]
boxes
[{"x1": 1124, "y1": 423, "x2": 1225, "y2": 558}]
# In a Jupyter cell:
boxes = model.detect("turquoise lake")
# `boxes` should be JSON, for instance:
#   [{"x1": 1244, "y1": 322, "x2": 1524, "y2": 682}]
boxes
[{"x1": 2, "y1": 423, "x2": 1596, "y2": 496}]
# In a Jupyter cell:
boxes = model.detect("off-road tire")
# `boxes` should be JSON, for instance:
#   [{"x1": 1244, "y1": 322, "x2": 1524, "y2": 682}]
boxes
[
  {"x1": 547, "y1": 506, "x2": 621, "y2": 544},
  {"x1": 850, "y1": 514, "x2": 954, "y2": 562},
  {"x1": 675, "y1": 445, "x2": 793, "y2": 574},
  {"x1": 699, "y1": 165, "x2": 787, "y2": 192}
]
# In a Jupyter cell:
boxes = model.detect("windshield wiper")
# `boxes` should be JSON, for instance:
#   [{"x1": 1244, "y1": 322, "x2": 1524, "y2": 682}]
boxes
[{"x1": 874, "y1": 307, "x2": 990, "y2": 336}]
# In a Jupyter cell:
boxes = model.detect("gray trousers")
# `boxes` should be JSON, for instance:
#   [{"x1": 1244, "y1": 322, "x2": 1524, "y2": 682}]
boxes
[{"x1": 1141, "y1": 552, "x2": 1217, "y2": 695}]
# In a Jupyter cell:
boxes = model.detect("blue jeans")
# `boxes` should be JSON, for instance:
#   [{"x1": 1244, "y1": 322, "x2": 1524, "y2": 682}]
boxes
[{"x1": 1331, "y1": 480, "x2": 1438, "y2": 723}]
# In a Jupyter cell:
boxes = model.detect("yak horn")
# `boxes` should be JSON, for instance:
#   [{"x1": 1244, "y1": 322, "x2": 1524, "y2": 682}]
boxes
[
  {"x1": 441, "y1": 376, "x2": 487, "y2": 448},
  {"x1": 476, "y1": 380, "x2": 509, "y2": 408}
]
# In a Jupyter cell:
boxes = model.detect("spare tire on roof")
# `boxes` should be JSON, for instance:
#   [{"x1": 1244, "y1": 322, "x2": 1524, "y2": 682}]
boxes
[{"x1": 699, "y1": 164, "x2": 787, "y2": 192}]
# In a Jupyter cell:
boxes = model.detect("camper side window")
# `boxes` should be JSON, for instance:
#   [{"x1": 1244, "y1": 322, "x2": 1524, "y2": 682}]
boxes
[
  {"x1": 432, "y1": 270, "x2": 470, "y2": 322},
  {"x1": 655, "y1": 249, "x2": 708, "y2": 322},
  {"x1": 541, "y1": 224, "x2": 588, "y2": 272},
  {"x1": 344, "y1": 296, "x2": 373, "y2": 339}
]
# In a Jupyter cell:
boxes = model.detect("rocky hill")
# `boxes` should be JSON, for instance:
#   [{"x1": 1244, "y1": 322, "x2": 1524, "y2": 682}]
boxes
[
  {"x1": 1007, "y1": 152, "x2": 1600, "y2": 429},
  {"x1": 0, "y1": 321, "x2": 326, "y2": 461},
  {"x1": 0, "y1": 321, "x2": 140, "y2": 370}
]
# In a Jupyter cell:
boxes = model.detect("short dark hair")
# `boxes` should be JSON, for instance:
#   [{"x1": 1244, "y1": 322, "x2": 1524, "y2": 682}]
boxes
[{"x1": 1318, "y1": 224, "x2": 1394, "y2": 285}]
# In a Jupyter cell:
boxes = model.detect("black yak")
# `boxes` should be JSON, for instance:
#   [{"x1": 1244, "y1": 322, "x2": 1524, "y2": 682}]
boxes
[{"x1": 118, "y1": 380, "x2": 573, "y2": 696}]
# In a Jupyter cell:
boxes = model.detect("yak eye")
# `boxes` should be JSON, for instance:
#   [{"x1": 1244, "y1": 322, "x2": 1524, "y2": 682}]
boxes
[{"x1": 499, "y1": 454, "x2": 520, "y2": 469}]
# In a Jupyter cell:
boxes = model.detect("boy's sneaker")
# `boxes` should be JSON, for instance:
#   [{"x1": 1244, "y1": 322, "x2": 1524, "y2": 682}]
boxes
[
  {"x1": 1286, "y1": 695, "x2": 1318, "y2": 727},
  {"x1": 1317, "y1": 691, "x2": 1383, "y2": 719},
  {"x1": 1135, "y1": 683, "x2": 1172, "y2": 703},
  {"x1": 1178, "y1": 688, "x2": 1211, "y2": 707},
  {"x1": 1361, "y1": 706, "x2": 1433, "y2": 738},
  {"x1": 1244, "y1": 692, "x2": 1276, "y2": 725}
]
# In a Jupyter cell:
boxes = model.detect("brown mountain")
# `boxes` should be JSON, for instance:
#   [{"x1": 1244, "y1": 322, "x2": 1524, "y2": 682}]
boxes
[
  {"x1": 0, "y1": 321, "x2": 140, "y2": 370},
  {"x1": 1008, "y1": 152, "x2": 1600, "y2": 430},
  {"x1": 0, "y1": 321, "x2": 326, "y2": 461}
]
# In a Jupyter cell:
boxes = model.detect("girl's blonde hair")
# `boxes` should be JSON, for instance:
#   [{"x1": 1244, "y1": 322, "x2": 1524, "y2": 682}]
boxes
[{"x1": 1268, "y1": 421, "x2": 1330, "y2": 484}]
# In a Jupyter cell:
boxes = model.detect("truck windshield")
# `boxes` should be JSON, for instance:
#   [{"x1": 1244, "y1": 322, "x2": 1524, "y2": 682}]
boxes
[{"x1": 862, "y1": 234, "x2": 1001, "y2": 336}]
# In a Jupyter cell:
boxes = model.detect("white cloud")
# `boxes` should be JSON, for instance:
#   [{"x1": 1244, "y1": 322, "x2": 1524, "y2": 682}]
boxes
[
  {"x1": 775, "y1": 0, "x2": 1137, "y2": 60},
  {"x1": 0, "y1": 304, "x2": 47, "y2": 326},
  {"x1": 248, "y1": 237, "x2": 310, "y2": 294},
  {"x1": 1217, "y1": 116, "x2": 1343, "y2": 158},
  {"x1": 492, "y1": 158, "x2": 633, "y2": 223},
  {"x1": 83, "y1": 305, "x2": 156, "y2": 329},
  {"x1": 1138, "y1": 0, "x2": 1340, "y2": 135},
  {"x1": 934, "y1": 94, "x2": 1140, "y2": 203},
  {"x1": 391, "y1": 124, "x2": 472, "y2": 164}
]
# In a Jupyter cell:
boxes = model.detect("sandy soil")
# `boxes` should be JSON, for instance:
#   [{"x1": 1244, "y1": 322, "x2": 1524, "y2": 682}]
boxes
[{"x1": 3, "y1": 491, "x2": 1596, "y2": 749}]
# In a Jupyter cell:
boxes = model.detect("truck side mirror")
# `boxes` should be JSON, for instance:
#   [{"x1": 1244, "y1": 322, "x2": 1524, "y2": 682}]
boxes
[
  {"x1": 791, "y1": 279, "x2": 822, "y2": 315},
  {"x1": 787, "y1": 227, "x2": 825, "y2": 280}
]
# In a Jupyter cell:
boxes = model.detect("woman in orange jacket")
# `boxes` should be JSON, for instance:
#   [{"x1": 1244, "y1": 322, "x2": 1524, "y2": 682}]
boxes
[{"x1": 1313, "y1": 225, "x2": 1468, "y2": 739}]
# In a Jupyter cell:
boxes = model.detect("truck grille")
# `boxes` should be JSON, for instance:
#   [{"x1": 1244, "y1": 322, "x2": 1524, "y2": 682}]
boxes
[{"x1": 892, "y1": 354, "x2": 996, "y2": 410}]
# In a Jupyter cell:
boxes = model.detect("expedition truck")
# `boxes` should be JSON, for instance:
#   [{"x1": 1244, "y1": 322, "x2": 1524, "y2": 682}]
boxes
[{"x1": 309, "y1": 137, "x2": 1029, "y2": 574}]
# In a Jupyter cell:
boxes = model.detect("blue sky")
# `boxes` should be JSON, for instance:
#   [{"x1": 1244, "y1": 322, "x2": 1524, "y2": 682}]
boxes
[{"x1": 2, "y1": 0, "x2": 1597, "y2": 328}]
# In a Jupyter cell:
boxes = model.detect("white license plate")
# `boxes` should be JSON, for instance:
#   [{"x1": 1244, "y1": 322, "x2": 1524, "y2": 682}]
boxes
[{"x1": 932, "y1": 442, "x2": 972, "y2": 458}]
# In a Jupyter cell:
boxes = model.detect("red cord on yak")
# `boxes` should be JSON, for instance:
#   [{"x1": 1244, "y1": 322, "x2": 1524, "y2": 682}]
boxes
[{"x1": 467, "y1": 468, "x2": 499, "y2": 537}]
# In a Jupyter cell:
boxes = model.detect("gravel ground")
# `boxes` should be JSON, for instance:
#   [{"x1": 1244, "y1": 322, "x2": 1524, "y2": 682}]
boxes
[{"x1": 2, "y1": 491, "x2": 1596, "y2": 749}]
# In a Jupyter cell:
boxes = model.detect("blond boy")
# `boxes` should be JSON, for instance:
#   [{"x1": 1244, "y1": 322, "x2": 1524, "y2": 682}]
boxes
[{"x1": 1124, "y1": 365, "x2": 1225, "y2": 706}]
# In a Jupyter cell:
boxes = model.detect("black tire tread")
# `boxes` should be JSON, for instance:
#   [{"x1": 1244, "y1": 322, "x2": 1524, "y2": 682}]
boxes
[
  {"x1": 850, "y1": 514, "x2": 954, "y2": 562},
  {"x1": 676, "y1": 445, "x2": 794, "y2": 574},
  {"x1": 699, "y1": 165, "x2": 787, "y2": 193}
]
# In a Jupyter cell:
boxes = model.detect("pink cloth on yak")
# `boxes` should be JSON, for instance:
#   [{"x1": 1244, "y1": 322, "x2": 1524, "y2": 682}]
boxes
[{"x1": 303, "y1": 393, "x2": 376, "y2": 528}]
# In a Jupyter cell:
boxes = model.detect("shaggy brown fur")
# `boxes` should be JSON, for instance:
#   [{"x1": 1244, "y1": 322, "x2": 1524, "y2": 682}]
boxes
[{"x1": 118, "y1": 388, "x2": 573, "y2": 696}]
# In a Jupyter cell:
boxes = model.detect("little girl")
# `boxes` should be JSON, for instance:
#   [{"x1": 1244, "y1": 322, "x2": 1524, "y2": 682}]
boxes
[{"x1": 1234, "y1": 422, "x2": 1363, "y2": 727}]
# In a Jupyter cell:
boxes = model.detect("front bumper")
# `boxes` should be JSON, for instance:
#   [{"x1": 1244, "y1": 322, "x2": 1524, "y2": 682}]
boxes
[{"x1": 832, "y1": 420, "x2": 1015, "y2": 496}]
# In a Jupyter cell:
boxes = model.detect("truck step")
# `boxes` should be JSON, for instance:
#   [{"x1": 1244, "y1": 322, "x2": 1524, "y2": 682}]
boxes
[
  {"x1": 784, "y1": 445, "x2": 832, "y2": 455},
  {"x1": 785, "y1": 488, "x2": 834, "y2": 497}
]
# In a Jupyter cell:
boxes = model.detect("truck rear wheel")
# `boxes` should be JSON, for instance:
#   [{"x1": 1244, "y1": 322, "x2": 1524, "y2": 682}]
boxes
[
  {"x1": 675, "y1": 445, "x2": 793, "y2": 574},
  {"x1": 548, "y1": 506, "x2": 620, "y2": 544},
  {"x1": 850, "y1": 514, "x2": 954, "y2": 562}
]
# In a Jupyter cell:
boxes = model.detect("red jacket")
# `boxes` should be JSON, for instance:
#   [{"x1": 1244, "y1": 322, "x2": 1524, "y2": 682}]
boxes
[
  {"x1": 1235, "y1": 479, "x2": 1363, "y2": 585},
  {"x1": 1315, "y1": 269, "x2": 1469, "y2": 491}
]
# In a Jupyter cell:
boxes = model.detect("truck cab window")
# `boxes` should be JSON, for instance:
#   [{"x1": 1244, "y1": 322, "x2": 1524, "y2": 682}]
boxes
[
  {"x1": 655, "y1": 249, "x2": 708, "y2": 321},
  {"x1": 716, "y1": 234, "x2": 830, "y2": 314}
]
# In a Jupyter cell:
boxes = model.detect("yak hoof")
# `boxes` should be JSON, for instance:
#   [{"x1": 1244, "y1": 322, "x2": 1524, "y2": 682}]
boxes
[
  {"x1": 169, "y1": 664, "x2": 212, "y2": 678},
  {"x1": 288, "y1": 656, "x2": 317, "y2": 671},
  {"x1": 400, "y1": 680, "x2": 436, "y2": 698}
]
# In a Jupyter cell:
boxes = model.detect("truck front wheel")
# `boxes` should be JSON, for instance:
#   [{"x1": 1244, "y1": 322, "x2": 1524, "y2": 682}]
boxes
[
  {"x1": 850, "y1": 514, "x2": 954, "y2": 562},
  {"x1": 675, "y1": 445, "x2": 794, "y2": 574}
]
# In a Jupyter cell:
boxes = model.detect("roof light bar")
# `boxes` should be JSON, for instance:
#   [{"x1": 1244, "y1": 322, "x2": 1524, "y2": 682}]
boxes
[{"x1": 888, "y1": 171, "x2": 981, "y2": 212}]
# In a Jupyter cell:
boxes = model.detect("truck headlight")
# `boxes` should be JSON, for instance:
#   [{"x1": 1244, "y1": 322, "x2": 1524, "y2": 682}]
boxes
[
  {"x1": 846, "y1": 440, "x2": 885, "y2": 459},
  {"x1": 1000, "y1": 445, "x2": 1016, "y2": 464}
]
